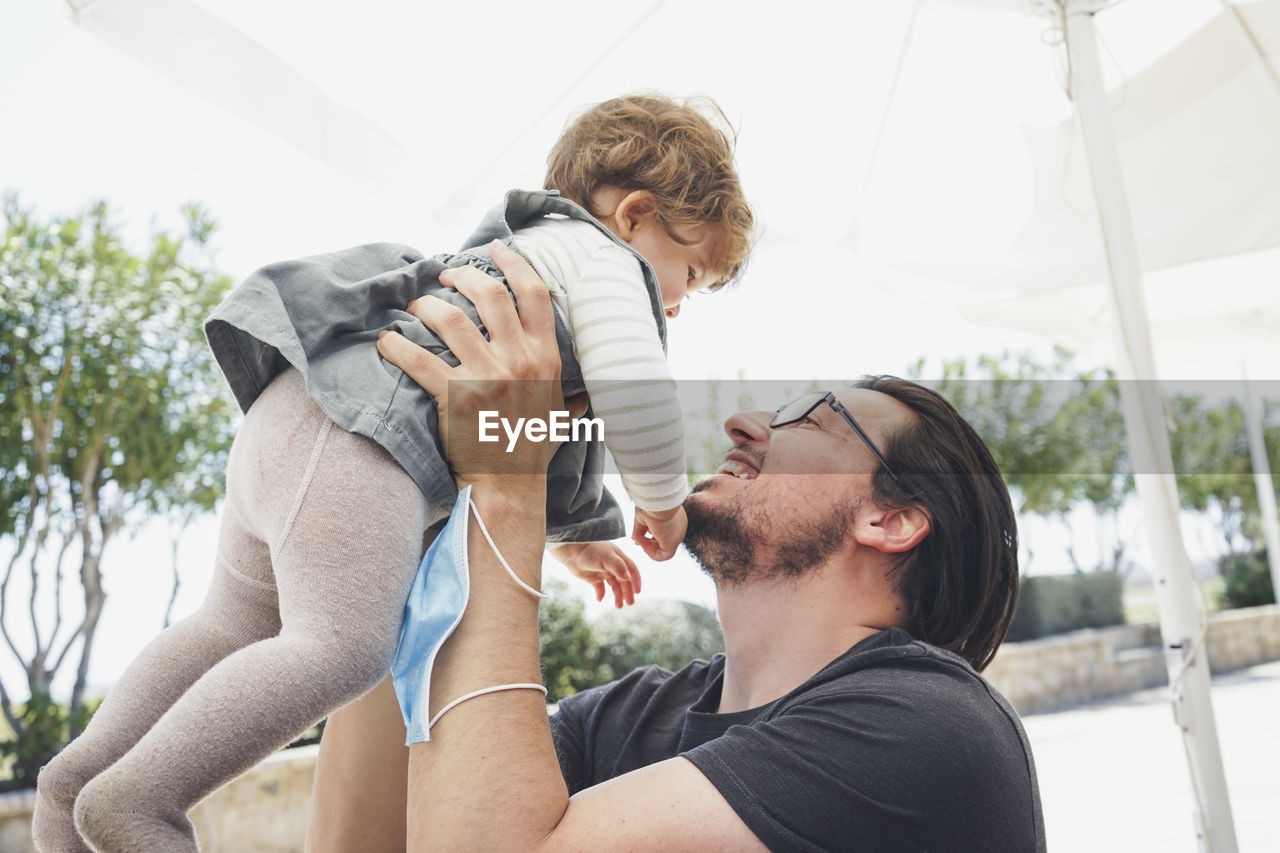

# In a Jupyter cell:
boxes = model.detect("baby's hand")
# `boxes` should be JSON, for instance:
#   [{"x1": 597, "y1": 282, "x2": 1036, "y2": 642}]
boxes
[
  {"x1": 631, "y1": 505, "x2": 687, "y2": 562},
  {"x1": 548, "y1": 541, "x2": 641, "y2": 609}
]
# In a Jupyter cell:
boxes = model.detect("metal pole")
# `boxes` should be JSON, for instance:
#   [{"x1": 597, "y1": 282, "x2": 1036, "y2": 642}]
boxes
[
  {"x1": 1240, "y1": 365, "x2": 1280, "y2": 600},
  {"x1": 1063, "y1": 2, "x2": 1238, "y2": 850}
]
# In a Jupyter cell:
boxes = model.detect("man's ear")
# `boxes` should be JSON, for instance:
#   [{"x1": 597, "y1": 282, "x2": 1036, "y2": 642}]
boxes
[
  {"x1": 609, "y1": 190, "x2": 658, "y2": 241},
  {"x1": 854, "y1": 504, "x2": 931, "y2": 555}
]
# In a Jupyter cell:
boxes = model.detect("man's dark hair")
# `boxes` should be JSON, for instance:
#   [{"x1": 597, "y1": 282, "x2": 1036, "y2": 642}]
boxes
[{"x1": 854, "y1": 376, "x2": 1019, "y2": 672}]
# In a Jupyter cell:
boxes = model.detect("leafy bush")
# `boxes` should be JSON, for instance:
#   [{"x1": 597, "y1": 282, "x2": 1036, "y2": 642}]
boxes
[
  {"x1": 1006, "y1": 571, "x2": 1125, "y2": 642},
  {"x1": 537, "y1": 584, "x2": 724, "y2": 702},
  {"x1": 539, "y1": 581, "x2": 607, "y2": 703},
  {"x1": 594, "y1": 600, "x2": 724, "y2": 679},
  {"x1": 0, "y1": 694, "x2": 100, "y2": 792},
  {"x1": 1217, "y1": 551, "x2": 1276, "y2": 609}
]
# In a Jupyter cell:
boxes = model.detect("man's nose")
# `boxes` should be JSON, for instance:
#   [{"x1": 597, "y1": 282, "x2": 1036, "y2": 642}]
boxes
[{"x1": 724, "y1": 410, "x2": 773, "y2": 445}]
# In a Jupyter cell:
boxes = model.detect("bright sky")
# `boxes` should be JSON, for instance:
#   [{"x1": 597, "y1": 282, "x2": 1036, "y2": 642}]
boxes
[{"x1": 2, "y1": 0, "x2": 1277, "y2": 698}]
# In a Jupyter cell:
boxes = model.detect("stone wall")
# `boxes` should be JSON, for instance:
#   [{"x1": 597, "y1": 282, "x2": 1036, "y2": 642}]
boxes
[
  {"x1": 3, "y1": 605, "x2": 1278, "y2": 849},
  {"x1": 0, "y1": 789, "x2": 35, "y2": 853},
  {"x1": 1202, "y1": 603, "x2": 1280, "y2": 673},
  {"x1": 186, "y1": 745, "x2": 319, "y2": 853},
  {"x1": 0, "y1": 745, "x2": 319, "y2": 853},
  {"x1": 984, "y1": 604, "x2": 1280, "y2": 714}
]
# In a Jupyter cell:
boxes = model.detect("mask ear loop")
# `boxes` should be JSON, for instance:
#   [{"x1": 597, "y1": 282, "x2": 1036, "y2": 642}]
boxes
[
  {"x1": 427, "y1": 682, "x2": 548, "y2": 731},
  {"x1": 468, "y1": 495, "x2": 551, "y2": 601},
  {"x1": 426, "y1": 495, "x2": 550, "y2": 733}
]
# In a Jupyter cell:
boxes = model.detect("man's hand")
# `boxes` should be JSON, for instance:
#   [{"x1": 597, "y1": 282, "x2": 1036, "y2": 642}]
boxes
[
  {"x1": 549, "y1": 541, "x2": 642, "y2": 608},
  {"x1": 376, "y1": 240, "x2": 563, "y2": 486}
]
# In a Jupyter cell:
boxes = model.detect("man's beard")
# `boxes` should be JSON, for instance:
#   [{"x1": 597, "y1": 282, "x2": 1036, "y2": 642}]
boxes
[{"x1": 683, "y1": 479, "x2": 858, "y2": 587}]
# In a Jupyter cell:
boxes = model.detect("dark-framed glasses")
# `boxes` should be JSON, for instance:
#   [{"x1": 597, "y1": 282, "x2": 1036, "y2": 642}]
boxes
[{"x1": 770, "y1": 391, "x2": 907, "y2": 489}]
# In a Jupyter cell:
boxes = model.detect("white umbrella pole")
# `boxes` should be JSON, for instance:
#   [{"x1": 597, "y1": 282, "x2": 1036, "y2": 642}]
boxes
[
  {"x1": 1063, "y1": 2, "x2": 1238, "y2": 851},
  {"x1": 1240, "y1": 365, "x2": 1280, "y2": 600}
]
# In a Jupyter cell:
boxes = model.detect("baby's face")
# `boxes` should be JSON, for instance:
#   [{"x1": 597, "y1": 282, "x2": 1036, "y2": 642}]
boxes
[{"x1": 627, "y1": 222, "x2": 723, "y2": 319}]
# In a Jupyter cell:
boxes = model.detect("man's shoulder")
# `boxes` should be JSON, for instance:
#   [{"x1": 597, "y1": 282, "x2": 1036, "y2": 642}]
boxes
[
  {"x1": 818, "y1": 627, "x2": 980, "y2": 676},
  {"x1": 783, "y1": 629, "x2": 1019, "y2": 724},
  {"x1": 812, "y1": 627, "x2": 972, "y2": 677},
  {"x1": 683, "y1": 632, "x2": 1044, "y2": 853}
]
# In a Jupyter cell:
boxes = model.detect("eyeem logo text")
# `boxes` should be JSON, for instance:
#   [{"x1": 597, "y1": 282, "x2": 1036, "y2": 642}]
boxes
[{"x1": 478, "y1": 410, "x2": 604, "y2": 452}]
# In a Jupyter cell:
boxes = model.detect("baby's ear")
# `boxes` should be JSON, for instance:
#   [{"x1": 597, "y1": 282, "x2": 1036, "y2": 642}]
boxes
[{"x1": 613, "y1": 190, "x2": 659, "y2": 238}]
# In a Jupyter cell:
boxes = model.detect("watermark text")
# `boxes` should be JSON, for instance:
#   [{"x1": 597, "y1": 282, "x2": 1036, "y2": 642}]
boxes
[{"x1": 478, "y1": 410, "x2": 604, "y2": 452}]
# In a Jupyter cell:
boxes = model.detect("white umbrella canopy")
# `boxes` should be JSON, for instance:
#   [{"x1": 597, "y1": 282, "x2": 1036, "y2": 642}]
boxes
[
  {"x1": 1009, "y1": 1, "x2": 1280, "y2": 292},
  {"x1": 21, "y1": 0, "x2": 1279, "y2": 290},
  {"x1": 14, "y1": 0, "x2": 1020, "y2": 373},
  {"x1": 963, "y1": 247, "x2": 1280, "y2": 379},
  {"x1": 855, "y1": 0, "x2": 1280, "y2": 297},
  {"x1": 933, "y1": 0, "x2": 1280, "y2": 389},
  {"x1": 25, "y1": 1, "x2": 1276, "y2": 324},
  {"x1": 45, "y1": 0, "x2": 925, "y2": 259}
]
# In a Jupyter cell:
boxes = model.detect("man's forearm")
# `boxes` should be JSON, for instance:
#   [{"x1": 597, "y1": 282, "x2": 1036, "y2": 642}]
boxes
[{"x1": 406, "y1": 478, "x2": 569, "y2": 850}]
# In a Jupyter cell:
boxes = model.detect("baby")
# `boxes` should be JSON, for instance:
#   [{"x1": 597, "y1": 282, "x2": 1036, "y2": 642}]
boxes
[{"x1": 32, "y1": 94, "x2": 753, "y2": 852}]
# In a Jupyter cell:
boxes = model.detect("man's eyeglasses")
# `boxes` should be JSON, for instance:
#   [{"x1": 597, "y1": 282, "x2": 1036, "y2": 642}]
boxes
[{"x1": 770, "y1": 391, "x2": 907, "y2": 490}]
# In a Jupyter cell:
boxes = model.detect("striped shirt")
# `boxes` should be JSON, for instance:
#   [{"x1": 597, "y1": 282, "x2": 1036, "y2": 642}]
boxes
[{"x1": 513, "y1": 218, "x2": 688, "y2": 512}]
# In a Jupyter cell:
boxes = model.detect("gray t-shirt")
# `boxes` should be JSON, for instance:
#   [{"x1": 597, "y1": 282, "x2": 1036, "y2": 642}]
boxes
[{"x1": 551, "y1": 628, "x2": 1046, "y2": 852}]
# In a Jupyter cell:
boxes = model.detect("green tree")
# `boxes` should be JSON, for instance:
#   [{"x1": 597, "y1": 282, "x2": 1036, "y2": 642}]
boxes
[
  {"x1": 594, "y1": 599, "x2": 724, "y2": 678},
  {"x1": 538, "y1": 580, "x2": 602, "y2": 703},
  {"x1": 912, "y1": 351, "x2": 1280, "y2": 592},
  {"x1": 1215, "y1": 551, "x2": 1275, "y2": 609},
  {"x1": 1168, "y1": 393, "x2": 1274, "y2": 557},
  {"x1": 0, "y1": 195, "x2": 235, "y2": 779},
  {"x1": 911, "y1": 351, "x2": 1133, "y2": 573},
  {"x1": 538, "y1": 585, "x2": 726, "y2": 702},
  {"x1": 1167, "y1": 390, "x2": 1280, "y2": 609}
]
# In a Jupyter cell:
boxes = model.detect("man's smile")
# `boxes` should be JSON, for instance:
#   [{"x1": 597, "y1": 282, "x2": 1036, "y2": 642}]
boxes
[{"x1": 713, "y1": 448, "x2": 761, "y2": 481}]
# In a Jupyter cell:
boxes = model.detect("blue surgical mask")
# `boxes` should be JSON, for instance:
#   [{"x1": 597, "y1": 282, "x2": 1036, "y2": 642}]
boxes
[
  {"x1": 392, "y1": 485, "x2": 549, "y2": 744},
  {"x1": 392, "y1": 485, "x2": 473, "y2": 744}
]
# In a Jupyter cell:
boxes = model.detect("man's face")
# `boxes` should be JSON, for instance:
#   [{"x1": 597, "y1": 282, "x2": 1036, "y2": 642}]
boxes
[{"x1": 683, "y1": 389, "x2": 912, "y2": 586}]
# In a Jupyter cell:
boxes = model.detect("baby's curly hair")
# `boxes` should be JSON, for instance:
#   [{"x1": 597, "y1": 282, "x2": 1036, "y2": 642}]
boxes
[{"x1": 545, "y1": 93, "x2": 755, "y2": 288}]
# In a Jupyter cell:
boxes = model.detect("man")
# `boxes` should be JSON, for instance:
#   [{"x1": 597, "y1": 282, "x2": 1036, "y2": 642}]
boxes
[{"x1": 307, "y1": 242, "x2": 1045, "y2": 851}]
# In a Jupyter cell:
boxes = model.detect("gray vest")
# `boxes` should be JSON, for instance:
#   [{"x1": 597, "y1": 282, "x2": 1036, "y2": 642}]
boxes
[{"x1": 204, "y1": 189, "x2": 668, "y2": 541}]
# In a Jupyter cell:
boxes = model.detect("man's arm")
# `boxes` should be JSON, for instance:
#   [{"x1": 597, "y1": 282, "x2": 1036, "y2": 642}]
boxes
[
  {"x1": 305, "y1": 675, "x2": 407, "y2": 852},
  {"x1": 376, "y1": 241, "x2": 764, "y2": 852}
]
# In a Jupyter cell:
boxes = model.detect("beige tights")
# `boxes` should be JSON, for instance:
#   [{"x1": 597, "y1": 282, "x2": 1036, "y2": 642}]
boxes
[{"x1": 32, "y1": 369, "x2": 428, "y2": 852}]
